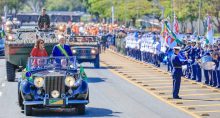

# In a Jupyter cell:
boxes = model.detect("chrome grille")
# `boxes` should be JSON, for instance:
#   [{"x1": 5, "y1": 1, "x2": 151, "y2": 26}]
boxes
[
  {"x1": 44, "y1": 76, "x2": 65, "y2": 98},
  {"x1": 78, "y1": 49, "x2": 91, "y2": 55}
]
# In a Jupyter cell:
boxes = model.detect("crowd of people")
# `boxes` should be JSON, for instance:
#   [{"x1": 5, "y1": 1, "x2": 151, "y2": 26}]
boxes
[{"x1": 121, "y1": 31, "x2": 220, "y2": 89}]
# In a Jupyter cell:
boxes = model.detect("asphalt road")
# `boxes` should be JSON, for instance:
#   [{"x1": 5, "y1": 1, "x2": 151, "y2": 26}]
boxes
[{"x1": 0, "y1": 57, "x2": 192, "y2": 118}]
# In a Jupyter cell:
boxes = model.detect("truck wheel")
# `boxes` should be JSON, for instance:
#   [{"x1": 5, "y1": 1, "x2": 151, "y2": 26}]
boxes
[
  {"x1": 24, "y1": 105, "x2": 32, "y2": 116},
  {"x1": 94, "y1": 55, "x2": 100, "y2": 68},
  {"x1": 76, "y1": 104, "x2": 85, "y2": 115},
  {"x1": 6, "y1": 61, "x2": 16, "y2": 82}
]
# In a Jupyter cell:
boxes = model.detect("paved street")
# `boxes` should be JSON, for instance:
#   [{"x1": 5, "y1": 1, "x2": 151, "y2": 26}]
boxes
[{"x1": 0, "y1": 57, "x2": 192, "y2": 118}]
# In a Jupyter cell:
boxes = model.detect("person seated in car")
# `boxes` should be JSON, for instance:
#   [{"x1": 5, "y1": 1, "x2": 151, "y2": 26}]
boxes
[
  {"x1": 30, "y1": 39, "x2": 48, "y2": 67},
  {"x1": 52, "y1": 35, "x2": 73, "y2": 66},
  {"x1": 38, "y1": 8, "x2": 50, "y2": 29},
  {"x1": 36, "y1": 58, "x2": 46, "y2": 68},
  {"x1": 61, "y1": 59, "x2": 67, "y2": 68},
  {"x1": 31, "y1": 39, "x2": 48, "y2": 57},
  {"x1": 52, "y1": 35, "x2": 73, "y2": 57}
]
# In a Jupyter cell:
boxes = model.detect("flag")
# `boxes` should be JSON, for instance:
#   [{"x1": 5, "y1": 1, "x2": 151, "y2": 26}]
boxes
[
  {"x1": 80, "y1": 65, "x2": 88, "y2": 81},
  {"x1": 164, "y1": 21, "x2": 182, "y2": 45},
  {"x1": 165, "y1": 35, "x2": 177, "y2": 48},
  {"x1": 173, "y1": 16, "x2": 179, "y2": 34},
  {"x1": 22, "y1": 65, "x2": 33, "y2": 82},
  {"x1": 160, "y1": 21, "x2": 168, "y2": 39},
  {"x1": 162, "y1": 20, "x2": 177, "y2": 48},
  {"x1": 205, "y1": 15, "x2": 213, "y2": 44}
]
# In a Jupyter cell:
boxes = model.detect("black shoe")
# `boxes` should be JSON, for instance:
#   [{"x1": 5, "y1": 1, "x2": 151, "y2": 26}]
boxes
[
  {"x1": 212, "y1": 84, "x2": 217, "y2": 87},
  {"x1": 173, "y1": 96, "x2": 182, "y2": 99},
  {"x1": 216, "y1": 86, "x2": 220, "y2": 89}
]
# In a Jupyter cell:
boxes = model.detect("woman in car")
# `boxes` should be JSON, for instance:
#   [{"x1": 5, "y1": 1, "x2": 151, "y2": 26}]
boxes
[
  {"x1": 30, "y1": 39, "x2": 48, "y2": 57},
  {"x1": 30, "y1": 39, "x2": 48, "y2": 67}
]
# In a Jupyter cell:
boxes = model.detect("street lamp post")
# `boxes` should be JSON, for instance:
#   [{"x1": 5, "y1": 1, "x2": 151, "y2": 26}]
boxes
[{"x1": 112, "y1": 5, "x2": 114, "y2": 25}]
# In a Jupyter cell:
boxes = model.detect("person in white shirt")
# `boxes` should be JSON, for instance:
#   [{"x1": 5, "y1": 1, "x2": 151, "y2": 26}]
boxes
[{"x1": 153, "y1": 37, "x2": 161, "y2": 67}]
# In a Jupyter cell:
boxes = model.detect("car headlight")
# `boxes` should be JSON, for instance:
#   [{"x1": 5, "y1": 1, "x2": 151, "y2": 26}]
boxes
[
  {"x1": 59, "y1": 26, "x2": 63, "y2": 30},
  {"x1": 51, "y1": 90, "x2": 60, "y2": 98},
  {"x1": 91, "y1": 49, "x2": 96, "y2": 54},
  {"x1": 7, "y1": 35, "x2": 14, "y2": 41},
  {"x1": 6, "y1": 27, "x2": 11, "y2": 32},
  {"x1": 34, "y1": 77, "x2": 44, "y2": 88},
  {"x1": 65, "y1": 76, "x2": 75, "y2": 87},
  {"x1": 72, "y1": 49, "x2": 77, "y2": 54}
]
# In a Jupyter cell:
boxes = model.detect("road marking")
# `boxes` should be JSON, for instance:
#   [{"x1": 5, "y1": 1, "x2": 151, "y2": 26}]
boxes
[
  {"x1": 134, "y1": 79, "x2": 171, "y2": 82},
  {"x1": 1, "y1": 83, "x2": 5, "y2": 87},
  {"x1": 193, "y1": 110, "x2": 220, "y2": 113},
  {"x1": 156, "y1": 89, "x2": 211, "y2": 92},
  {"x1": 143, "y1": 85, "x2": 198, "y2": 89},
  {"x1": 0, "y1": 91, "x2": 2, "y2": 97},
  {"x1": 162, "y1": 93, "x2": 220, "y2": 97},
  {"x1": 169, "y1": 98, "x2": 220, "y2": 103},
  {"x1": 181, "y1": 104, "x2": 220, "y2": 108},
  {"x1": 101, "y1": 62, "x2": 200, "y2": 118}
]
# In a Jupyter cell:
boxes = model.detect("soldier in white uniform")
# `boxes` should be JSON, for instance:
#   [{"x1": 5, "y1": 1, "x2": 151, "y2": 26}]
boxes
[{"x1": 153, "y1": 37, "x2": 161, "y2": 67}]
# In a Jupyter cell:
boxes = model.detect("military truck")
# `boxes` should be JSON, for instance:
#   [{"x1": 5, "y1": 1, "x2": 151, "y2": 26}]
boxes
[
  {"x1": 5, "y1": 28, "x2": 58, "y2": 81},
  {"x1": 69, "y1": 36, "x2": 101, "y2": 68}
]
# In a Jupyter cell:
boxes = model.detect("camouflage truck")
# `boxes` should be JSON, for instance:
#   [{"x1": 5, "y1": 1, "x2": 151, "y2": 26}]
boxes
[{"x1": 5, "y1": 28, "x2": 58, "y2": 81}]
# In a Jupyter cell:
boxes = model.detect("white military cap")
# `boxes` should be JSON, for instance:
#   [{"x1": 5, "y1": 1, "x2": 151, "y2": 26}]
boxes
[{"x1": 173, "y1": 46, "x2": 181, "y2": 50}]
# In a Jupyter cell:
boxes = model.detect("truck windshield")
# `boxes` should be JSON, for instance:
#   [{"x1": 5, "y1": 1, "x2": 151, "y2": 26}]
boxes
[{"x1": 73, "y1": 37, "x2": 97, "y2": 42}]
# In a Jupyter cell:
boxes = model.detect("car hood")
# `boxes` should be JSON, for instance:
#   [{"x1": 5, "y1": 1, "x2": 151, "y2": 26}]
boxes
[{"x1": 32, "y1": 69, "x2": 68, "y2": 77}]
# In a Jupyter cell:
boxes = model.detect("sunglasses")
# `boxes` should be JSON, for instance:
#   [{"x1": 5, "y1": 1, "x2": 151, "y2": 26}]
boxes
[{"x1": 40, "y1": 42, "x2": 44, "y2": 44}]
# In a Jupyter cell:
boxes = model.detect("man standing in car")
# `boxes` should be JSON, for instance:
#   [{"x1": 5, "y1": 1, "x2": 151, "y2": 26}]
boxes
[{"x1": 38, "y1": 8, "x2": 50, "y2": 29}]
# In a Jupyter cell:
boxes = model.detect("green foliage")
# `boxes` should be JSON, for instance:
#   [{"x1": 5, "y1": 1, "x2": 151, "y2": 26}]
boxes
[
  {"x1": 45, "y1": 0, "x2": 83, "y2": 11},
  {"x1": 87, "y1": 0, "x2": 152, "y2": 21}
]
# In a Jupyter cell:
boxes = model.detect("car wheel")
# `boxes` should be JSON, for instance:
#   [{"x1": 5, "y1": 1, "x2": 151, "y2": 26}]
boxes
[
  {"x1": 76, "y1": 104, "x2": 85, "y2": 115},
  {"x1": 94, "y1": 55, "x2": 100, "y2": 68},
  {"x1": 6, "y1": 61, "x2": 16, "y2": 82},
  {"x1": 18, "y1": 92, "x2": 24, "y2": 110},
  {"x1": 24, "y1": 105, "x2": 32, "y2": 116}
]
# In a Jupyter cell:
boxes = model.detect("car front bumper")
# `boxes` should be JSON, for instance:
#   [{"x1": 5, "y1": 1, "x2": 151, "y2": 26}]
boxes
[{"x1": 23, "y1": 99, "x2": 89, "y2": 106}]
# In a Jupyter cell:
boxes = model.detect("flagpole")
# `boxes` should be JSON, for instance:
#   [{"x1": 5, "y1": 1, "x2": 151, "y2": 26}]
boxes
[
  {"x1": 198, "y1": 0, "x2": 201, "y2": 36},
  {"x1": 171, "y1": 0, "x2": 174, "y2": 30}
]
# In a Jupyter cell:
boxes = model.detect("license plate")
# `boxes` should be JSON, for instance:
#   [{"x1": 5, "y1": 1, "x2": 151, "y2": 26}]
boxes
[
  {"x1": 49, "y1": 99, "x2": 64, "y2": 105},
  {"x1": 80, "y1": 56, "x2": 88, "y2": 59}
]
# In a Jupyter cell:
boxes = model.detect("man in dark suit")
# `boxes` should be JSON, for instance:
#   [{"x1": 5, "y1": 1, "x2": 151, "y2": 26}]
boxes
[{"x1": 52, "y1": 35, "x2": 73, "y2": 57}]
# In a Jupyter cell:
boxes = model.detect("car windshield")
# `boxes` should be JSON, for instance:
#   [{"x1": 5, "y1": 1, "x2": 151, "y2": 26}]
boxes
[
  {"x1": 27, "y1": 56, "x2": 77, "y2": 71},
  {"x1": 69, "y1": 37, "x2": 98, "y2": 45}
]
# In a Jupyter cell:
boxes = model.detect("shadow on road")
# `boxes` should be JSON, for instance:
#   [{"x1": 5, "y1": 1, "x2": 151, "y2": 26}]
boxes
[
  {"x1": 32, "y1": 107, "x2": 121, "y2": 117},
  {"x1": 87, "y1": 77, "x2": 106, "y2": 83}
]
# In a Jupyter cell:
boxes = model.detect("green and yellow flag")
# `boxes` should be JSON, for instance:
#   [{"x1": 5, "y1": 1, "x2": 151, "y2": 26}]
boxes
[{"x1": 80, "y1": 65, "x2": 88, "y2": 81}]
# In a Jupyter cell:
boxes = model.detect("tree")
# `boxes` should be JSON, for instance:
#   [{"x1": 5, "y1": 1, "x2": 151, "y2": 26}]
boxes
[
  {"x1": 25, "y1": 0, "x2": 46, "y2": 12},
  {"x1": 45, "y1": 0, "x2": 83, "y2": 11},
  {"x1": 86, "y1": 0, "x2": 152, "y2": 25},
  {"x1": 202, "y1": 0, "x2": 220, "y2": 32}
]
